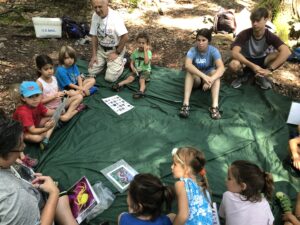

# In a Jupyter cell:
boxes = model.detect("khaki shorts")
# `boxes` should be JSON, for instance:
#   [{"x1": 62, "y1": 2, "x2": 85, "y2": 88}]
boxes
[{"x1": 132, "y1": 71, "x2": 151, "y2": 82}]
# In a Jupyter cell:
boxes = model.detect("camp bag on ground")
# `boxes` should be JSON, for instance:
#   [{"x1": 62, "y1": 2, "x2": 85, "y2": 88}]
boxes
[
  {"x1": 62, "y1": 16, "x2": 90, "y2": 39},
  {"x1": 213, "y1": 8, "x2": 236, "y2": 34}
]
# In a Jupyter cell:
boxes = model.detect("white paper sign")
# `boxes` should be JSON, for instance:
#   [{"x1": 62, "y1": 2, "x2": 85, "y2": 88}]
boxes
[
  {"x1": 287, "y1": 102, "x2": 300, "y2": 125},
  {"x1": 102, "y1": 95, "x2": 134, "y2": 115}
]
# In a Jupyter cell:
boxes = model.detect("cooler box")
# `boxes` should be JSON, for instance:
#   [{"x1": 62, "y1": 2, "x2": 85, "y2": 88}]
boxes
[{"x1": 32, "y1": 17, "x2": 62, "y2": 38}]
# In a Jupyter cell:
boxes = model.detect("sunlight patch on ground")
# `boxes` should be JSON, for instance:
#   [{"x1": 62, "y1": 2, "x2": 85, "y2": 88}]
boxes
[
  {"x1": 280, "y1": 71, "x2": 298, "y2": 81},
  {"x1": 157, "y1": 16, "x2": 212, "y2": 31}
]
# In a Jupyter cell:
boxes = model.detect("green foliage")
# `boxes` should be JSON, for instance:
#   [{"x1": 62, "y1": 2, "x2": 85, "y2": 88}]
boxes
[
  {"x1": 124, "y1": 0, "x2": 142, "y2": 8},
  {"x1": 273, "y1": 13, "x2": 290, "y2": 43},
  {"x1": 256, "y1": 0, "x2": 282, "y2": 19},
  {"x1": 0, "y1": 10, "x2": 28, "y2": 26}
]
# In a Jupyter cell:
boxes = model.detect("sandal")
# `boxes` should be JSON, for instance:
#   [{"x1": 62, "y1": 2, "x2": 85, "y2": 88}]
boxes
[
  {"x1": 133, "y1": 91, "x2": 145, "y2": 99},
  {"x1": 209, "y1": 107, "x2": 221, "y2": 120},
  {"x1": 76, "y1": 103, "x2": 87, "y2": 112},
  {"x1": 112, "y1": 84, "x2": 122, "y2": 92},
  {"x1": 83, "y1": 89, "x2": 90, "y2": 96},
  {"x1": 179, "y1": 104, "x2": 190, "y2": 118}
]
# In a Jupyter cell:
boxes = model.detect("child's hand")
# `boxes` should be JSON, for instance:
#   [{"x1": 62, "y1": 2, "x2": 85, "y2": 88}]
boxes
[
  {"x1": 283, "y1": 212, "x2": 298, "y2": 223},
  {"x1": 202, "y1": 83, "x2": 211, "y2": 91},
  {"x1": 32, "y1": 175, "x2": 59, "y2": 195},
  {"x1": 144, "y1": 44, "x2": 150, "y2": 51},
  {"x1": 63, "y1": 90, "x2": 70, "y2": 96},
  {"x1": 56, "y1": 91, "x2": 65, "y2": 99},
  {"x1": 203, "y1": 76, "x2": 213, "y2": 87},
  {"x1": 44, "y1": 119, "x2": 55, "y2": 129}
]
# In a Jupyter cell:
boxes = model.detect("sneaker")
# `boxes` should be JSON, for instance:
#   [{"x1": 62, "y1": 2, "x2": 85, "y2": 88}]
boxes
[
  {"x1": 179, "y1": 104, "x2": 190, "y2": 118},
  {"x1": 21, "y1": 155, "x2": 38, "y2": 168},
  {"x1": 112, "y1": 84, "x2": 122, "y2": 92},
  {"x1": 255, "y1": 75, "x2": 272, "y2": 90},
  {"x1": 40, "y1": 137, "x2": 49, "y2": 150},
  {"x1": 89, "y1": 86, "x2": 98, "y2": 95},
  {"x1": 276, "y1": 192, "x2": 292, "y2": 212},
  {"x1": 231, "y1": 76, "x2": 248, "y2": 89}
]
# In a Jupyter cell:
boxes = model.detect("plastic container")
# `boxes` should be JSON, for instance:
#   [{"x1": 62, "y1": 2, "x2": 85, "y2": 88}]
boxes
[{"x1": 32, "y1": 17, "x2": 62, "y2": 38}]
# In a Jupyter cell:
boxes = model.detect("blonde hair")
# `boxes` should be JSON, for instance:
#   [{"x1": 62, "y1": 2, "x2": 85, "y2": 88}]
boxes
[
  {"x1": 58, "y1": 45, "x2": 77, "y2": 65},
  {"x1": 173, "y1": 147, "x2": 210, "y2": 198}
]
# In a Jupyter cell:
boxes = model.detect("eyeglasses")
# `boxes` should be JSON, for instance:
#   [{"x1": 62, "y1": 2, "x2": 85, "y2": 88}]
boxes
[{"x1": 10, "y1": 142, "x2": 25, "y2": 153}]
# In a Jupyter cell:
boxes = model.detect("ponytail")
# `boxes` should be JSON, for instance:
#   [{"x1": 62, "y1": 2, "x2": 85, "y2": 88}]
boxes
[
  {"x1": 162, "y1": 185, "x2": 175, "y2": 212},
  {"x1": 262, "y1": 172, "x2": 274, "y2": 201}
]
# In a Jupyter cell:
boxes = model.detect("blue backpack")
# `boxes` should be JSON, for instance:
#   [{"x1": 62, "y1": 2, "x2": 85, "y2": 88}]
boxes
[
  {"x1": 62, "y1": 16, "x2": 89, "y2": 39},
  {"x1": 288, "y1": 47, "x2": 300, "y2": 62}
]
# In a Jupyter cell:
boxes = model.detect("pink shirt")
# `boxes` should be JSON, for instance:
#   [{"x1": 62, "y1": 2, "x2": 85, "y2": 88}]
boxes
[{"x1": 37, "y1": 77, "x2": 61, "y2": 109}]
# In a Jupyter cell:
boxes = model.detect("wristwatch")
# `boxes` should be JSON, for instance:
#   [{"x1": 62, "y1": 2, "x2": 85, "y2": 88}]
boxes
[{"x1": 268, "y1": 66, "x2": 275, "y2": 72}]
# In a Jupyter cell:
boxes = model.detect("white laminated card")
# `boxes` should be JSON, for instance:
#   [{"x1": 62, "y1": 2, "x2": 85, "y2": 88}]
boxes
[
  {"x1": 287, "y1": 102, "x2": 300, "y2": 125},
  {"x1": 102, "y1": 95, "x2": 134, "y2": 115},
  {"x1": 101, "y1": 159, "x2": 138, "y2": 193}
]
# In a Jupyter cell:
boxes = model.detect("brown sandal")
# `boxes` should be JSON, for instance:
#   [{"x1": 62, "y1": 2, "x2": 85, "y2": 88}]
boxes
[{"x1": 209, "y1": 107, "x2": 221, "y2": 120}]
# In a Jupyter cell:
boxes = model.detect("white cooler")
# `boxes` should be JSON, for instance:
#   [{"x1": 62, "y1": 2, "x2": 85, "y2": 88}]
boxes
[{"x1": 32, "y1": 17, "x2": 62, "y2": 38}]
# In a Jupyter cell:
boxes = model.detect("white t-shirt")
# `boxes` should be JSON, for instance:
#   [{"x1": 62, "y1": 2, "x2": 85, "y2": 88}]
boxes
[
  {"x1": 89, "y1": 8, "x2": 128, "y2": 48},
  {"x1": 219, "y1": 191, "x2": 274, "y2": 225}
]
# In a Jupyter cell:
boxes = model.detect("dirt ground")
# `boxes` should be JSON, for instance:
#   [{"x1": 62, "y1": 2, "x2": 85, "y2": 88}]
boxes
[{"x1": 0, "y1": 0, "x2": 299, "y2": 116}]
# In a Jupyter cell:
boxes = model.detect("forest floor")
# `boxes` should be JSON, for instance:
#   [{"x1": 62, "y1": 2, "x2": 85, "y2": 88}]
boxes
[{"x1": 0, "y1": 0, "x2": 299, "y2": 116}]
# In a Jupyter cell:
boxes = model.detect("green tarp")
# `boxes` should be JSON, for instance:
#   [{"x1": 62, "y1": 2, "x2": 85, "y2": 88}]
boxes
[{"x1": 26, "y1": 60, "x2": 300, "y2": 225}]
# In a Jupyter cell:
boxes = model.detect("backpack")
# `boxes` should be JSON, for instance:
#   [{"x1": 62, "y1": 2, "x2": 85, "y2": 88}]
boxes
[
  {"x1": 61, "y1": 16, "x2": 90, "y2": 39},
  {"x1": 213, "y1": 8, "x2": 236, "y2": 34}
]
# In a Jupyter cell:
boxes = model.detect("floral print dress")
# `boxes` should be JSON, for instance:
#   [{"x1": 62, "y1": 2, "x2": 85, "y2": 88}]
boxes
[{"x1": 180, "y1": 177, "x2": 213, "y2": 225}]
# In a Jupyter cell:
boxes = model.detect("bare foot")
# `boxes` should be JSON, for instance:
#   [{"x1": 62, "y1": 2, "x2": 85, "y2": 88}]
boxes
[{"x1": 60, "y1": 110, "x2": 78, "y2": 122}]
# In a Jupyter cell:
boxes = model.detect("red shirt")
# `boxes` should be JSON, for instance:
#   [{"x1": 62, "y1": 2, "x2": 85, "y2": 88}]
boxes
[{"x1": 13, "y1": 103, "x2": 48, "y2": 132}]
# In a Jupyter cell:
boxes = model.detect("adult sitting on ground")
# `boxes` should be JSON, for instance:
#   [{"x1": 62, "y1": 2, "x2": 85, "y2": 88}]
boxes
[
  {"x1": 229, "y1": 7, "x2": 291, "y2": 89},
  {"x1": 0, "y1": 112, "x2": 78, "y2": 225},
  {"x1": 179, "y1": 28, "x2": 225, "y2": 120},
  {"x1": 88, "y1": 0, "x2": 129, "y2": 82}
]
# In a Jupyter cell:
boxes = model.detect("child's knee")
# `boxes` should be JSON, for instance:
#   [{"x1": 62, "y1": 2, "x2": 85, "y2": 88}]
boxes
[{"x1": 73, "y1": 94, "x2": 83, "y2": 102}]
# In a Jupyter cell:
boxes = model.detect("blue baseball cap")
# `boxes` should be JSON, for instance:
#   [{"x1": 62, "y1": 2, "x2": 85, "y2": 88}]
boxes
[{"x1": 20, "y1": 81, "x2": 42, "y2": 97}]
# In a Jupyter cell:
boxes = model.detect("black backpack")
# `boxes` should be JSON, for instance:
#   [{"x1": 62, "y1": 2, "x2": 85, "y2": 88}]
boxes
[
  {"x1": 213, "y1": 8, "x2": 236, "y2": 34},
  {"x1": 62, "y1": 16, "x2": 90, "y2": 39}
]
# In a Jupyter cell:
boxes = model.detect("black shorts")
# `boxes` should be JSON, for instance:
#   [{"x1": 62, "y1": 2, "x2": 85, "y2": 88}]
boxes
[{"x1": 244, "y1": 56, "x2": 267, "y2": 74}]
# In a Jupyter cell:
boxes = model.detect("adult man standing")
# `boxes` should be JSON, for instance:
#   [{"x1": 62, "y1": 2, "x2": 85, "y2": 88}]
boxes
[
  {"x1": 89, "y1": 0, "x2": 129, "y2": 82},
  {"x1": 229, "y1": 7, "x2": 291, "y2": 89}
]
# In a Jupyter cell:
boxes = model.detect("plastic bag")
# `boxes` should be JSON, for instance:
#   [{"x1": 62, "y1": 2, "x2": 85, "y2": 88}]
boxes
[{"x1": 86, "y1": 182, "x2": 116, "y2": 222}]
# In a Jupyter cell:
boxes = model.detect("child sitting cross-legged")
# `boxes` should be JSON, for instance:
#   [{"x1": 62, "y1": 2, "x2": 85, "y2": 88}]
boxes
[
  {"x1": 56, "y1": 45, "x2": 97, "y2": 97},
  {"x1": 118, "y1": 173, "x2": 175, "y2": 225},
  {"x1": 13, "y1": 81, "x2": 55, "y2": 149},
  {"x1": 112, "y1": 31, "x2": 152, "y2": 99},
  {"x1": 35, "y1": 54, "x2": 86, "y2": 121}
]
